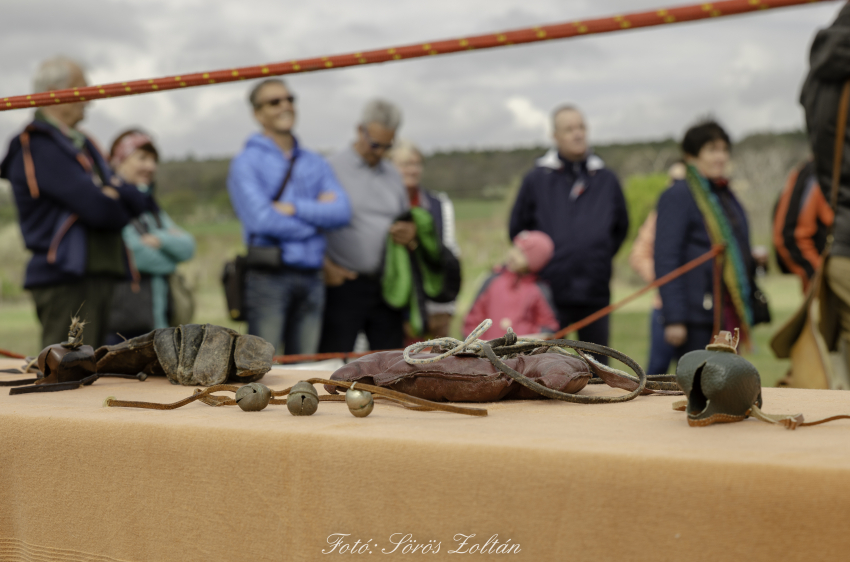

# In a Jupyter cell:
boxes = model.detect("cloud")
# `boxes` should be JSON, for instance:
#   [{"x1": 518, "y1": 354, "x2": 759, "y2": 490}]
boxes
[
  {"x1": 0, "y1": 0, "x2": 845, "y2": 158},
  {"x1": 505, "y1": 96, "x2": 549, "y2": 139}
]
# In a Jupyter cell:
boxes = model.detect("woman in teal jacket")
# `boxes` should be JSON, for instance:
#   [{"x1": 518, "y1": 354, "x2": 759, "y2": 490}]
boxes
[{"x1": 106, "y1": 130, "x2": 195, "y2": 342}]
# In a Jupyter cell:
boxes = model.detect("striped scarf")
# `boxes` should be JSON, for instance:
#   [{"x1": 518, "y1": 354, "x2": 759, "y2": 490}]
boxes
[{"x1": 685, "y1": 165, "x2": 753, "y2": 330}]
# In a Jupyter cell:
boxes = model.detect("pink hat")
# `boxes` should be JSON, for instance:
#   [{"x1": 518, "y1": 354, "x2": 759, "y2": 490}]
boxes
[
  {"x1": 513, "y1": 231, "x2": 555, "y2": 273},
  {"x1": 110, "y1": 132, "x2": 154, "y2": 169}
]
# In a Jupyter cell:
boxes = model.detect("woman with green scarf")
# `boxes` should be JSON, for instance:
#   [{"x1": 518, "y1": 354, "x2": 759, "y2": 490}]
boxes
[{"x1": 654, "y1": 120, "x2": 765, "y2": 361}]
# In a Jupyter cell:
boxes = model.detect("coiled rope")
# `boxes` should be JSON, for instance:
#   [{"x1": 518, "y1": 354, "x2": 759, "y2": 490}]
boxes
[{"x1": 403, "y1": 319, "x2": 679, "y2": 404}]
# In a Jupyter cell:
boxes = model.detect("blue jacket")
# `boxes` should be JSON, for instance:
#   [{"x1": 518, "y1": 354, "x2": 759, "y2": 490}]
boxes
[
  {"x1": 509, "y1": 149, "x2": 629, "y2": 308},
  {"x1": 0, "y1": 120, "x2": 149, "y2": 288},
  {"x1": 654, "y1": 179, "x2": 752, "y2": 327},
  {"x1": 124, "y1": 195, "x2": 196, "y2": 329},
  {"x1": 227, "y1": 134, "x2": 351, "y2": 270}
]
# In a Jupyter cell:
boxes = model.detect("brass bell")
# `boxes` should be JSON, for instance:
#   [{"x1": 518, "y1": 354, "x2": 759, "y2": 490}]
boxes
[
  {"x1": 235, "y1": 382, "x2": 271, "y2": 412},
  {"x1": 287, "y1": 381, "x2": 319, "y2": 416},
  {"x1": 346, "y1": 384, "x2": 374, "y2": 418}
]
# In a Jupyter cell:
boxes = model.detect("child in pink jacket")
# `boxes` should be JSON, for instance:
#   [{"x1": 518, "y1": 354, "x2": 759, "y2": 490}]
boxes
[{"x1": 463, "y1": 231, "x2": 560, "y2": 340}]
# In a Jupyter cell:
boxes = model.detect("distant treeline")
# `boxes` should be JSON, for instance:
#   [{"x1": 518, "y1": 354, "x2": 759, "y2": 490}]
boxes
[{"x1": 0, "y1": 130, "x2": 810, "y2": 227}]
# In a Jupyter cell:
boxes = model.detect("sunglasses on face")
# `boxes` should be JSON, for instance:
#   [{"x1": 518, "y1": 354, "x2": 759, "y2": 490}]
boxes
[
  {"x1": 360, "y1": 126, "x2": 393, "y2": 151},
  {"x1": 256, "y1": 95, "x2": 296, "y2": 109}
]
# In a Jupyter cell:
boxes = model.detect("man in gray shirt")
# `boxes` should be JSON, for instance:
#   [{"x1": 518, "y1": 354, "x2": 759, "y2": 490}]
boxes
[{"x1": 320, "y1": 99, "x2": 416, "y2": 352}]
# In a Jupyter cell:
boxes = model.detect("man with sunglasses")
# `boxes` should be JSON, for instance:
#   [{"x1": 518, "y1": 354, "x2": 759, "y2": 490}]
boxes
[
  {"x1": 227, "y1": 78, "x2": 351, "y2": 356},
  {"x1": 320, "y1": 99, "x2": 415, "y2": 352}
]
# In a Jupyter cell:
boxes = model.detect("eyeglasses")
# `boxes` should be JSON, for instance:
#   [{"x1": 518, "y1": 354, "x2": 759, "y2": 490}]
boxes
[
  {"x1": 255, "y1": 95, "x2": 296, "y2": 109},
  {"x1": 360, "y1": 126, "x2": 394, "y2": 151}
]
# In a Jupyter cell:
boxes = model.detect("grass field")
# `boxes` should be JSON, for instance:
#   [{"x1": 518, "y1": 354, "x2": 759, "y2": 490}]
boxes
[{"x1": 0, "y1": 197, "x2": 803, "y2": 386}]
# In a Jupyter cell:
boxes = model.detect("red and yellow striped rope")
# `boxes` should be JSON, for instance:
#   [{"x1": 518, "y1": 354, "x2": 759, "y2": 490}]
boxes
[{"x1": 0, "y1": 0, "x2": 832, "y2": 112}]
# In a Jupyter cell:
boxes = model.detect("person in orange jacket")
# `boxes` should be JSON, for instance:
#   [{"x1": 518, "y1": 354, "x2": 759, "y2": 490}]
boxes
[{"x1": 773, "y1": 160, "x2": 833, "y2": 293}]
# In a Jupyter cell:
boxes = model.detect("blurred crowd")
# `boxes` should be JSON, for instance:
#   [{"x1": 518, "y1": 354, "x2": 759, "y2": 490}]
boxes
[{"x1": 2, "y1": 5, "x2": 849, "y2": 375}]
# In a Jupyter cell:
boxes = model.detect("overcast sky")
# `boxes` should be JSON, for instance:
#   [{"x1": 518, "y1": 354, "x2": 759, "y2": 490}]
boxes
[{"x1": 0, "y1": 0, "x2": 845, "y2": 159}]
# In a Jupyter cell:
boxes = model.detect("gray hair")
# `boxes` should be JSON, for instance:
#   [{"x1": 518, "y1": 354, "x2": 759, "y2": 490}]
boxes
[
  {"x1": 390, "y1": 139, "x2": 422, "y2": 162},
  {"x1": 360, "y1": 99, "x2": 402, "y2": 131},
  {"x1": 551, "y1": 104, "x2": 582, "y2": 127},
  {"x1": 33, "y1": 56, "x2": 83, "y2": 93}
]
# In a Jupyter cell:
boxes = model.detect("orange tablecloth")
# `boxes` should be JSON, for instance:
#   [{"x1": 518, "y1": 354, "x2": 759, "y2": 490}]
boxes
[{"x1": 1, "y1": 357, "x2": 850, "y2": 561}]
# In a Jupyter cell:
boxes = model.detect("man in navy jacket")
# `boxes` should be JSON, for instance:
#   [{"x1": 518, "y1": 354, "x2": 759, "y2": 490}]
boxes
[
  {"x1": 0, "y1": 57, "x2": 148, "y2": 348},
  {"x1": 509, "y1": 105, "x2": 629, "y2": 361}
]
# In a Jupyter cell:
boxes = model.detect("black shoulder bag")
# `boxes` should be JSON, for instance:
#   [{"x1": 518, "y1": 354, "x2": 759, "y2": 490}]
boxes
[
  {"x1": 222, "y1": 154, "x2": 299, "y2": 321},
  {"x1": 108, "y1": 218, "x2": 157, "y2": 335}
]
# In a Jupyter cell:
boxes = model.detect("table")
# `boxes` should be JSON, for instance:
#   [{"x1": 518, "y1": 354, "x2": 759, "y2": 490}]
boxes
[{"x1": 2, "y1": 357, "x2": 850, "y2": 561}]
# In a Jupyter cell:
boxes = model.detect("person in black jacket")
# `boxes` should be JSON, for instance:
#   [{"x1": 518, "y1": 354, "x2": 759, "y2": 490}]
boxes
[
  {"x1": 800, "y1": 4, "x2": 850, "y2": 355},
  {"x1": 509, "y1": 105, "x2": 629, "y2": 362},
  {"x1": 0, "y1": 57, "x2": 148, "y2": 348},
  {"x1": 655, "y1": 121, "x2": 758, "y2": 360}
]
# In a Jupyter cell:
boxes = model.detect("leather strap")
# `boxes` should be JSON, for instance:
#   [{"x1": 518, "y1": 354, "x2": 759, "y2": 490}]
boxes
[
  {"x1": 673, "y1": 400, "x2": 850, "y2": 430},
  {"x1": 8, "y1": 374, "x2": 99, "y2": 395},
  {"x1": 749, "y1": 404, "x2": 850, "y2": 430},
  {"x1": 105, "y1": 378, "x2": 488, "y2": 417},
  {"x1": 5, "y1": 373, "x2": 145, "y2": 395},
  {"x1": 46, "y1": 214, "x2": 78, "y2": 264},
  {"x1": 0, "y1": 377, "x2": 38, "y2": 387},
  {"x1": 273, "y1": 151, "x2": 299, "y2": 201},
  {"x1": 247, "y1": 151, "x2": 300, "y2": 247},
  {"x1": 20, "y1": 129, "x2": 40, "y2": 198},
  {"x1": 826, "y1": 80, "x2": 850, "y2": 237},
  {"x1": 125, "y1": 243, "x2": 142, "y2": 293}
]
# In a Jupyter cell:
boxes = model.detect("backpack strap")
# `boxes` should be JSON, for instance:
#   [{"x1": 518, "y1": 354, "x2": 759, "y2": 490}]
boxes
[
  {"x1": 248, "y1": 151, "x2": 299, "y2": 246},
  {"x1": 828, "y1": 80, "x2": 850, "y2": 218},
  {"x1": 125, "y1": 243, "x2": 142, "y2": 293},
  {"x1": 273, "y1": 151, "x2": 299, "y2": 201},
  {"x1": 19, "y1": 125, "x2": 102, "y2": 198},
  {"x1": 19, "y1": 128, "x2": 40, "y2": 198},
  {"x1": 46, "y1": 215, "x2": 78, "y2": 265},
  {"x1": 472, "y1": 272, "x2": 499, "y2": 304},
  {"x1": 130, "y1": 218, "x2": 148, "y2": 235}
]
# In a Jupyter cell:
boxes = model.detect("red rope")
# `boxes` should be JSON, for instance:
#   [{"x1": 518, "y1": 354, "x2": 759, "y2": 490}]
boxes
[
  {"x1": 0, "y1": 246, "x2": 728, "y2": 365},
  {"x1": 274, "y1": 350, "x2": 387, "y2": 365},
  {"x1": 551, "y1": 245, "x2": 725, "y2": 340},
  {"x1": 271, "y1": 245, "x2": 726, "y2": 364},
  {"x1": 0, "y1": 349, "x2": 26, "y2": 360},
  {"x1": 0, "y1": 0, "x2": 830, "y2": 112}
]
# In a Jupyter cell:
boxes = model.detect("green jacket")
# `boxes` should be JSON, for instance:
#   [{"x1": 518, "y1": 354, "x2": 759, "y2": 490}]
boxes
[{"x1": 382, "y1": 207, "x2": 445, "y2": 336}]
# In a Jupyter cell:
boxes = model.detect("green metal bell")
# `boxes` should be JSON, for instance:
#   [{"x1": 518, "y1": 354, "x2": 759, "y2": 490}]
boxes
[
  {"x1": 676, "y1": 330, "x2": 762, "y2": 427},
  {"x1": 287, "y1": 381, "x2": 319, "y2": 416},
  {"x1": 235, "y1": 382, "x2": 271, "y2": 412}
]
